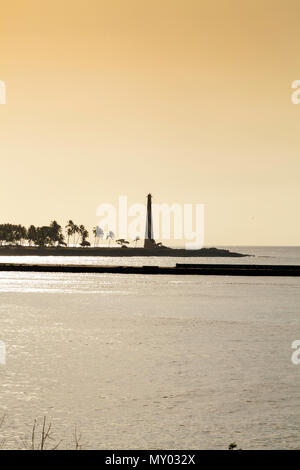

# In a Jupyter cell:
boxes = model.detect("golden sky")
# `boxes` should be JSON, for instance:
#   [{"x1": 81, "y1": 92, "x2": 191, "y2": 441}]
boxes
[{"x1": 0, "y1": 0, "x2": 299, "y2": 245}]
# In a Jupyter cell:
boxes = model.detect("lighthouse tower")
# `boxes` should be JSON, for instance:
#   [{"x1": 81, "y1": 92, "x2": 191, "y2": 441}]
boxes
[{"x1": 144, "y1": 193, "x2": 156, "y2": 248}]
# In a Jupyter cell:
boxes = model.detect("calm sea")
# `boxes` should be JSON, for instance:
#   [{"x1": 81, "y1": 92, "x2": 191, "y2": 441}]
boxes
[{"x1": 0, "y1": 247, "x2": 299, "y2": 449}]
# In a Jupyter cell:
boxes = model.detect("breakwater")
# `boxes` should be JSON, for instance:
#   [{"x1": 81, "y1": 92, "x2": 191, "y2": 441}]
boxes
[{"x1": 0, "y1": 263, "x2": 299, "y2": 276}]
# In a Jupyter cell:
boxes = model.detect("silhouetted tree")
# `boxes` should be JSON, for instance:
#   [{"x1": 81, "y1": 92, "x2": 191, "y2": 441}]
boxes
[
  {"x1": 49, "y1": 221, "x2": 65, "y2": 246},
  {"x1": 78, "y1": 225, "x2": 89, "y2": 246},
  {"x1": 106, "y1": 230, "x2": 115, "y2": 247},
  {"x1": 14, "y1": 225, "x2": 27, "y2": 245},
  {"x1": 116, "y1": 238, "x2": 130, "y2": 247},
  {"x1": 93, "y1": 226, "x2": 104, "y2": 247},
  {"x1": 0, "y1": 224, "x2": 27, "y2": 245},
  {"x1": 65, "y1": 220, "x2": 75, "y2": 247},
  {"x1": 0, "y1": 221, "x2": 82, "y2": 248},
  {"x1": 0, "y1": 224, "x2": 10, "y2": 245},
  {"x1": 0, "y1": 226, "x2": 5, "y2": 246},
  {"x1": 27, "y1": 225, "x2": 37, "y2": 246},
  {"x1": 35, "y1": 226, "x2": 52, "y2": 247}
]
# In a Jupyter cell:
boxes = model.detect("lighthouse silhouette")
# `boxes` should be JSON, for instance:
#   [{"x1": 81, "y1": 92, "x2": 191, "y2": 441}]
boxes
[{"x1": 144, "y1": 193, "x2": 156, "y2": 249}]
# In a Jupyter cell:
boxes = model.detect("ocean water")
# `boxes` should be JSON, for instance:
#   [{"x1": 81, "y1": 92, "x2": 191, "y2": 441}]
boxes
[
  {"x1": 0, "y1": 245, "x2": 299, "y2": 267},
  {"x1": 0, "y1": 247, "x2": 299, "y2": 449}
]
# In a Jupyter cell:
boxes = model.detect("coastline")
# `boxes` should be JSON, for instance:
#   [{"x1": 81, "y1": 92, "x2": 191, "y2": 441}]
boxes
[{"x1": 0, "y1": 246, "x2": 248, "y2": 257}]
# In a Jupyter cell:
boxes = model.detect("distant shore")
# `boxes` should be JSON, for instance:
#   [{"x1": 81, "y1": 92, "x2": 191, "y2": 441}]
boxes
[{"x1": 0, "y1": 246, "x2": 248, "y2": 257}]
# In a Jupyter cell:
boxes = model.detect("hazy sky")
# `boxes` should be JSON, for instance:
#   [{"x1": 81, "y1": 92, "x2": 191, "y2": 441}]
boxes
[{"x1": 0, "y1": 0, "x2": 299, "y2": 245}]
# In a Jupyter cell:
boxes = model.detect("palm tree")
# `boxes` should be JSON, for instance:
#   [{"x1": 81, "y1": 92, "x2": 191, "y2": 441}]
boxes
[
  {"x1": 13, "y1": 225, "x2": 21, "y2": 245},
  {"x1": 65, "y1": 220, "x2": 75, "y2": 247},
  {"x1": 27, "y1": 225, "x2": 37, "y2": 246},
  {"x1": 78, "y1": 225, "x2": 89, "y2": 246},
  {"x1": 0, "y1": 224, "x2": 12, "y2": 245},
  {"x1": 93, "y1": 226, "x2": 104, "y2": 247},
  {"x1": 49, "y1": 221, "x2": 64, "y2": 246},
  {"x1": 0, "y1": 225, "x2": 5, "y2": 246},
  {"x1": 35, "y1": 226, "x2": 51, "y2": 247},
  {"x1": 4, "y1": 224, "x2": 15, "y2": 244},
  {"x1": 14, "y1": 225, "x2": 27, "y2": 246},
  {"x1": 97, "y1": 226, "x2": 104, "y2": 247},
  {"x1": 73, "y1": 224, "x2": 80, "y2": 247},
  {"x1": 106, "y1": 230, "x2": 115, "y2": 247},
  {"x1": 92, "y1": 227, "x2": 97, "y2": 247}
]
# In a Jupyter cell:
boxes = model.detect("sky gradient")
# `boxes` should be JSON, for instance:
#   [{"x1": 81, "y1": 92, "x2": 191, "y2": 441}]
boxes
[{"x1": 0, "y1": 0, "x2": 299, "y2": 246}]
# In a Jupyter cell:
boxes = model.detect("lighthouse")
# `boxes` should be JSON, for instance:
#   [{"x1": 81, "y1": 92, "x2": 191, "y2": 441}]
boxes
[{"x1": 144, "y1": 193, "x2": 156, "y2": 248}]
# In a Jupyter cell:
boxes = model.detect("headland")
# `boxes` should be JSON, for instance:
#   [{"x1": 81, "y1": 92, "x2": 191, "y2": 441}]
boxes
[{"x1": 0, "y1": 246, "x2": 248, "y2": 257}]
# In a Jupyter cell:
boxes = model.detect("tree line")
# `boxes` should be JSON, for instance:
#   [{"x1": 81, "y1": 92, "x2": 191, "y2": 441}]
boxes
[
  {"x1": 0, "y1": 221, "x2": 141, "y2": 248},
  {"x1": 0, "y1": 220, "x2": 89, "y2": 247}
]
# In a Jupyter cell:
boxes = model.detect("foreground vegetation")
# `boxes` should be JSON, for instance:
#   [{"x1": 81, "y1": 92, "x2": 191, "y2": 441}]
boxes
[
  {"x1": 0, "y1": 414, "x2": 242, "y2": 450},
  {"x1": 0, "y1": 415, "x2": 83, "y2": 450}
]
